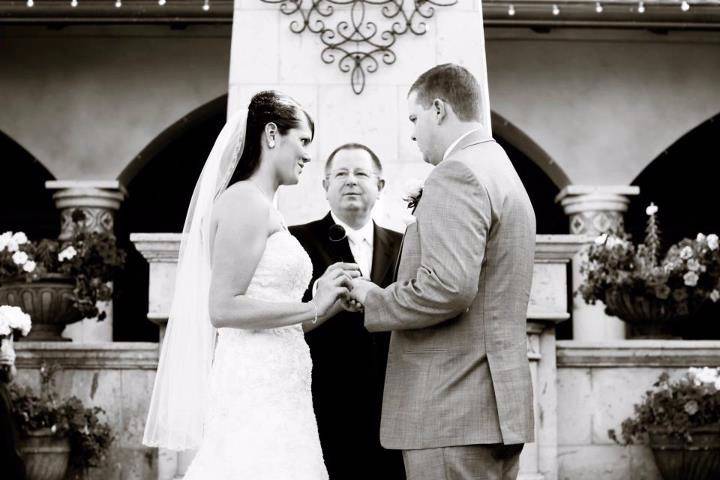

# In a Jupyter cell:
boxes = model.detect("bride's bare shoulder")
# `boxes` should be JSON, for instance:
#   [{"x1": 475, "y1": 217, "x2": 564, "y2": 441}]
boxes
[{"x1": 213, "y1": 181, "x2": 269, "y2": 224}]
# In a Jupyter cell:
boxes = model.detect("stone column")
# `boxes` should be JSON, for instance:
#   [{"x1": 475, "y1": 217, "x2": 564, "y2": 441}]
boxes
[
  {"x1": 556, "y1": 185, "x2": 639, "y2": 341},
  {"x1": 45, "y1": 180, "x2": 127, "y2": 342}
]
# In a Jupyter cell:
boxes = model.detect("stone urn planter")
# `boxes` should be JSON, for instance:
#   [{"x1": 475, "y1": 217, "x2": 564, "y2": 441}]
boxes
[
  {"x1": 603, "y1": 290, "x2": 693, "y2": 338},
  {"x1": 19, "y1": 428, "x2": 71, "y2": 480},
  {"x1": 648, "y1": 426, "x2": 720, "y2": 480},
  {"x1": 0, "y1": 275, "x2": 82, "y2": 341}
]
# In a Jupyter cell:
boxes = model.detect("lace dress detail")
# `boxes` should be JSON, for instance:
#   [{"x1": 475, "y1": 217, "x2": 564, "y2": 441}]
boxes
[{"x1": 184, "y1": 230, "x2": 328, "y2": 480}]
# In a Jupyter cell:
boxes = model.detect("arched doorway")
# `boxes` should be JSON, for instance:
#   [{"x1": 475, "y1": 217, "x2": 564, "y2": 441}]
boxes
[
  {"x1": 0, "y1": 131, "x2": 58, "y2": 239},
  {"x1": 114, "y1": 96, "x2": 228, "y2": 341},
  {"x1": 491, "y1": 115, "x2": 572, "y2": 338},
  {"x1": 626, "y1": 113, "x2": 720, "y2": 339}
]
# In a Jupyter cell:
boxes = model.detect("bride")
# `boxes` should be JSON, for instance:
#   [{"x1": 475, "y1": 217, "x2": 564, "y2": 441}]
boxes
[{"x1": 143, "y1": 91, "x2": 360, "y2": 479}]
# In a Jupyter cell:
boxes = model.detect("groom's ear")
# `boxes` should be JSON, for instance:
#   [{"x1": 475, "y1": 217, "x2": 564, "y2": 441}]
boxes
[
  {"x1": 432, "y1": 98, "x2": 448, "y2": 124},
  {"x1": 376, "y1": 178, "x2": 386, "y2": 194}
]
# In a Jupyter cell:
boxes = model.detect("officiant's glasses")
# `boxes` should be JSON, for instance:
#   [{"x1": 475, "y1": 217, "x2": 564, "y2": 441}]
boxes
[{"x1": 326, "y1": 168, "x2": 378, "y2": 182}]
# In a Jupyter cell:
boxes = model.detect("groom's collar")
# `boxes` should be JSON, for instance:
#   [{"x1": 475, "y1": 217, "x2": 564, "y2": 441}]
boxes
[{"x1": 442, "y1": 128, "x2": 494, "y2": 162}]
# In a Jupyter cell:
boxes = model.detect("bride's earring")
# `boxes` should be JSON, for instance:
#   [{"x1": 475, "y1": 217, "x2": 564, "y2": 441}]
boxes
[{"x1": 268, "y1": 138, "x2": 276, "y2": 148}]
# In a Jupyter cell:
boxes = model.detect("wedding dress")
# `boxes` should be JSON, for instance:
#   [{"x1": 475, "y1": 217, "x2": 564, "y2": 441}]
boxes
[{"x1": 184, "y1": 227, "x2": 329, "y2": 480}]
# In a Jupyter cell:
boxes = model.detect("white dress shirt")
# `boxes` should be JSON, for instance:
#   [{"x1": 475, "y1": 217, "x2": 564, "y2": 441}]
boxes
[
  {"x1": 331, "y1": 212, "x2": 375, "y2": 278},
  {"x1": 442, "y1": 128, "x2": 484, "y2": 162}
]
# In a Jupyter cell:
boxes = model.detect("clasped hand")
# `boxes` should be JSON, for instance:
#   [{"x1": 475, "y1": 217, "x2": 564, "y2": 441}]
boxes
[{"x1": 313, "y1": 263, "x2": 376, "y2": 316}]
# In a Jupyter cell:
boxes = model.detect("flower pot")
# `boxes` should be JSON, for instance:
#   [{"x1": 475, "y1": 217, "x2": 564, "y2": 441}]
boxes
[
  {"x1": 19, "y1": 428, "x2": 71, "y2": 480},
  {"x1": 603, "y1": 290, "x2": 693, "y2": 338},
  {"x1": 0, "y1": 275, "x2": 82, "y2": 341},
  {"x1": 648, "y1": 426, "x2": 720, "y2": 480}
]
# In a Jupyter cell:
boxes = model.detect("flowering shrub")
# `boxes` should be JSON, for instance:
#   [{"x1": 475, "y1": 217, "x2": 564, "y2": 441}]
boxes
[
  {"x1": 609, "y1": 367, "x2": 720, "y2": 444},
  {"x1": 0, "y1": 210, "x2": 126, "y2": 320},
  {"x1": 0, "y1": 305, "x2": 32, "y2": 338},
  {"x1": 9, "y1": 362, "x2": 114, "y2": 473},
  {"x1": 579, "y1": 203, "x2": 720, "y2": 318}
]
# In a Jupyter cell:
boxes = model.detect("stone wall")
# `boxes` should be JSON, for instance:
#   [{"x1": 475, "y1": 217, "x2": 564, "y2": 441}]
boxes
[
  {"x1": 556, "y1": 340, "x2": 720, "y2": 480},
  {"x1": 14, "y1": 342, "x2": 158, "y2": 480}
]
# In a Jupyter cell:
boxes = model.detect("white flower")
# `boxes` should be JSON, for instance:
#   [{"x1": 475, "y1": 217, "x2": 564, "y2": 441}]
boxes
[
  {"x1": 23, "y1": 261, "x2": 36, "y2": 273},
  {"x1": 711, "y1": 290, "x2": 720, "y2": 303},
  {"x1": 6, "y1": 240, "x2": 19, "y2": 253},
  {"x1": 50, "y1": 424, "x2": 57, "y2": 434},
  {"x1": 11, "y1": 232, "x2": 28, "y2": 245},
  {"x1": 0, "y1": 305, "x2": 32, "y2": 337},
  {"x1": 683, "y1": 271, "x2": 699, "y2": 287},
  {"x1": 594, "y1": 233, "x2": 608, "y2": 245},
  {"x1": 58, "y1": 246, "x2": 78, "y2": 262},
  {"x1": 687, "y1": 259, "x2": 701, "y2": 272},
  {"x1": 689, "y1": 367, "x2": 719, "y2": 386},
  {"x1": 11, "y1": 251, "x2": 28, "y2": 265},
  {"x1": 646, "y1": 203, "x2": 658, "y2": 216},
  {"x1": 680, "y1": 246, "x2": 694, "y2": 260},
  {"x1": 0, "y1": 231, "x2": 12, "y2": 252},
  {"x1": 715, "y1": 378, "x2": 720, "y2": 391},
  {"x1": 708, "y1": 234, "x2": 719, "y2": 251},
  {"x1": 401, "y1": 178, "x2": 424, "y2": 209},
  {"x1": 697, "y1": 233, "x2": 706, "y2": 243}
]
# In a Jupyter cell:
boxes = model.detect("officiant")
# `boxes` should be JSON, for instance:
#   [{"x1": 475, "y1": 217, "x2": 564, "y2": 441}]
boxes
[{"x1": 290, "y1": 143, "x2": 405, "y2": 480}]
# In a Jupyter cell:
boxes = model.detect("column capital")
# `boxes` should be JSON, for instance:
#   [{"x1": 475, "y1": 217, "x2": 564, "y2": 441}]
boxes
[
  {"x1": 556, "y1": 185, "x2": 640, "y2": 236},
  {"x1": 45, "y1": 180, "x2": 127, "y2": 240}
]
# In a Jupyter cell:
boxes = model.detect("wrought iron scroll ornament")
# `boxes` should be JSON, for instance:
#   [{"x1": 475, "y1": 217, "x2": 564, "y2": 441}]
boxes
[{"x1": 260, "y1": 0, "x2": 458, "y2": 94}]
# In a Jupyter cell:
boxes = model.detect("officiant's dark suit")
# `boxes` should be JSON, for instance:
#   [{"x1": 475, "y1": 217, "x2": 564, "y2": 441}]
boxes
[{"x1": 290, "y1": 144, "x2": 405, "y2": 480}]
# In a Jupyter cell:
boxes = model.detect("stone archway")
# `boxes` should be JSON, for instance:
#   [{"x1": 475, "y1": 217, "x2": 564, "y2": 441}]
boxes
[
  {"x1": 0, "y1": 131, "x2": 58, "y2": 239},
  {"x1": 113, "y1": 96, "x2": 228, "y2": 341},
  {"x1": 492, "y1": 112, "x2": 569, "y2": 235},
  {"x1": 626, "y1": 113, "x2": 720, "y2": 340}
]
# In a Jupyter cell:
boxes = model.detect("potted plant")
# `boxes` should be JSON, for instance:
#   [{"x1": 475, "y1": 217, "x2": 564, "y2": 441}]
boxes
[
  {"x1": 609, "y1": 368, "x2": 720, "y2": 480},
  {"x1": 0, "y1": 210, "x2": 126, "y2": 341},
  {"x1": 579, "y1": 203, "x2": 720, "y2": 336},
  {"x1": 10, "y1": 362, "x2": 114, "y2": 480}
]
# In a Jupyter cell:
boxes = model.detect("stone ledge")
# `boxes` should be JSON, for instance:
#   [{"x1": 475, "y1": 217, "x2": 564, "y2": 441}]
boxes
[
  {"x1": 557, "y1": 340, "x2": 720, "y2": 367},
  {"x1": 14, "y1": 342, "x2": 159, "y2": 370}
]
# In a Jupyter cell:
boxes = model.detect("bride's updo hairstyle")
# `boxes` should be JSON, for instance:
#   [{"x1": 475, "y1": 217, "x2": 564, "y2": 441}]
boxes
[{"x1": 228, "y1": 90, "x2": 315, "y2": 185}]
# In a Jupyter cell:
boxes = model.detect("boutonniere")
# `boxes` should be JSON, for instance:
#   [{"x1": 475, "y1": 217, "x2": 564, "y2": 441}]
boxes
[{"x1": 402, "y1": 179, "x2": 424, "y2": 213}]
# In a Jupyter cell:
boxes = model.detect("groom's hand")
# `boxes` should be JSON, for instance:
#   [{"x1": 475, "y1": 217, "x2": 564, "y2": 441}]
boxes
[{"x1": 349, "y1": 277, "x2": 374, "y2": 305}]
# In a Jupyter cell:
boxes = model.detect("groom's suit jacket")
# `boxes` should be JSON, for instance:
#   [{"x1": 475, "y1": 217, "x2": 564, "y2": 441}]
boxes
[
  {"x1": 364, "y1": 132, "x2": 536, "y2": 449},
  {"x1": 290, "y1": 214, "x2": 405, "y2": 480}
]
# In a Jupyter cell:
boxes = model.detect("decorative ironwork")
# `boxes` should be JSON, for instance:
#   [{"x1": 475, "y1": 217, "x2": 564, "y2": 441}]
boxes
[{"x1": 261, "y1": 0, "x2": 457, "y2": 94}]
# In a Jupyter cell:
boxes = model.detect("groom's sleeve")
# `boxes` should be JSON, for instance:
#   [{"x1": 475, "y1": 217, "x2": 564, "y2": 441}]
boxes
[{"x1": 364, "y1": 160, "x2": 490, "y2": 332}]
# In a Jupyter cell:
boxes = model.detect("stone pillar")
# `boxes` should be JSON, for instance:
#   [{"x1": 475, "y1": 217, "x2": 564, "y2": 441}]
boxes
[
  {"x1": 45, "y1": 180, "x2": 127, "y2": 342},
  {"x1": 556, "y1": 185, "x2": 639, "y2": 341},
  {"x1": 130, "y1": 233, "x2": 186, "y2": 480},
  {"x1": 228, "y1": 0, "x2": 490, "y2": 231}
]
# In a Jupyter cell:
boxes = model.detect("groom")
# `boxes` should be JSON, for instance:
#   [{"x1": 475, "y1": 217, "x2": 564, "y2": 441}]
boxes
[{"x1": 349, "y1": 63, "x2": 536, "y2": 480}]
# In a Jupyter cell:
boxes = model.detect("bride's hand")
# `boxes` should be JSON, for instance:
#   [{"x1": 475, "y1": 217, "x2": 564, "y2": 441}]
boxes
[{"x1": 313, "y1": 262, "x2": 361, "y2": 318}]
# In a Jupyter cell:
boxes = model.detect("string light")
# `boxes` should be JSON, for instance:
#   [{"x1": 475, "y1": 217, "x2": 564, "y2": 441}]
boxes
[
  {"x1": 681, "y1": 0, "x2": 690, "y2": 11},
  {"x1": 638, "y1": 1, "x2": 645, "y2": 13},
  {"x1": 71, "y1": 0, "x2": 78, "y2": 6},
  {"x1": 202, "y1": 0, "x2": 210, "y2": 10},
  {"x1": 595, "y1": 2, "x2": 603, "y2": 12},
  {"x1": 115, "y1": 0, "x2": 121, "y2": 7},
  {"x1": 158, "y1": 0, "x2": 166, "y2": 5},
  {"x1": 552, "y1": 4, "x2": 560, "y2": 15},
  {"x1": 26, "y1": 0, "x2": 34, "y2": 7},
  {"x1": 508, "y1": 4, "x2": 516, "y2": 16}
]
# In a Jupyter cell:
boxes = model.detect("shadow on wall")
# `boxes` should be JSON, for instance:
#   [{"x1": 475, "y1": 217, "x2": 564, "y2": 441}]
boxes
[
  {"x1": 113, "y1": 96, "x2": 228, "y2": 342},
  {"x1": 0, "y1": 131, "x2": 59, "y2": 239},
  {"x1": 626, "y1": 113, "x2": 720, "y2": 340}
]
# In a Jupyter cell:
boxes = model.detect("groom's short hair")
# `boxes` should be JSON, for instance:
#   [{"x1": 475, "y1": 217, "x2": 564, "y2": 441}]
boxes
[
  {"x1": 409, "y1": 63, "x2": 482, "y2": 122},
  {"x1": 325, "y1": 143, "x2": 383, "y2": 175}
]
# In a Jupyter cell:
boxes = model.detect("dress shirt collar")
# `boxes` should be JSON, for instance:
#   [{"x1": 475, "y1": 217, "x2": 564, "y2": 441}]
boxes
[
  {"x1": 442, "y1": 127, "x2": 484, "y2": 163},
  {"x1": 330, "y1": 212, "x2": 374, "y2": 247}
]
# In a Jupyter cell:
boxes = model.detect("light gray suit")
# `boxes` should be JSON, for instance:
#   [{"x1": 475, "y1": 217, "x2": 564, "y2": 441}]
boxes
[{"x1": 364, "y1": 132, "x2": 536, "y2": 479}]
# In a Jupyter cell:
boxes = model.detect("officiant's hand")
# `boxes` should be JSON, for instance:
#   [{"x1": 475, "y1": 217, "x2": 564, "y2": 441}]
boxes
[{"x1": 314, "y1": 262, "x2": 361, "y2": 319}]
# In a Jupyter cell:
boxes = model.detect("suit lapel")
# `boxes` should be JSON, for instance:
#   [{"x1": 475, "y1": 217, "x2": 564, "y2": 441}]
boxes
[
  {"x1": 370, "y1": 224, "x2": 393, "y2": 285},
  {"x1": 318, "y1": 212, "x2": 355, "y2": 265}
]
